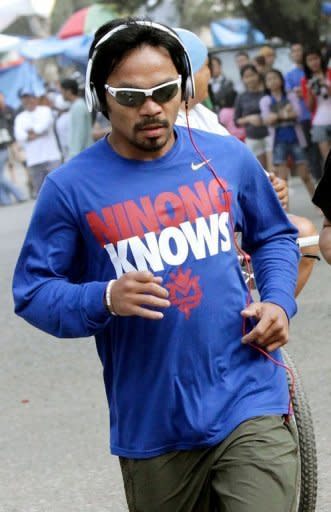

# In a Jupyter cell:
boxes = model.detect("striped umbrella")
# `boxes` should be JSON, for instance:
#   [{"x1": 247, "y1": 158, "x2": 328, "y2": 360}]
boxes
[{"x1": 58, "y1": 3, "x2": 118, "y2": 39}]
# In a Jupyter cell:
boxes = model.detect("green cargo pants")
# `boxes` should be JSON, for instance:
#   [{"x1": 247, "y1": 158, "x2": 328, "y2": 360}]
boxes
[{"x1": 119, "y1": 415, "x2": 298, "y2": 512}]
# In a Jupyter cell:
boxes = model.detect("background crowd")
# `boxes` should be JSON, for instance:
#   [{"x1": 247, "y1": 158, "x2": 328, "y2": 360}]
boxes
[{"x1": 0, "y1": 39, "x2": 330, "y2": 207}]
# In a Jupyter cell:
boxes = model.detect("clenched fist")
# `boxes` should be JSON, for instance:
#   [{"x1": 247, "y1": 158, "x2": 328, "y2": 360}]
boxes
[{"x1": 109, "y1": 271, "x2": 171, "y2": 320}]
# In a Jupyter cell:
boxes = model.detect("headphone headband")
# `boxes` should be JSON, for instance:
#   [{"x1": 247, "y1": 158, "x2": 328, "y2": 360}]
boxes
[{"x1": 85, "y1": 20, "x2": 195, "y2": 113}]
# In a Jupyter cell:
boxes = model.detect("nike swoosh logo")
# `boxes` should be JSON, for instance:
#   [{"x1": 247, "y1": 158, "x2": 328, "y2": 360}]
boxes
[{"x1": 191, "y1": 159, "x2": 211, "y2": 171}]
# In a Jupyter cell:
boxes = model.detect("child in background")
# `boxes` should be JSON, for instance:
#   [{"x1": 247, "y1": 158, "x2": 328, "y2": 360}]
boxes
[{"x1": 218, "y1": 89, "x2": 246, "y2": 141}]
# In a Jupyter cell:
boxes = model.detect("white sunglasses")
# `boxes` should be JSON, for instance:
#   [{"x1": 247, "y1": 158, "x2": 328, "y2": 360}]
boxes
[{"x1": 104, "y1": 76, "x2": 182, "y2": 107}]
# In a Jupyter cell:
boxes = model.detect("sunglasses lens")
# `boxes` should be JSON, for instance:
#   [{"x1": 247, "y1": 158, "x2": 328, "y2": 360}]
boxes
[
  {"x1": 112, "y1": 81, "x2": 180, "y2": 107},
  {"x1": 153, "y1": 83, "x2": 179, "y2": 103},
  {"x1": 115, "y1": 91, "x2": 146, "y2": 107}
]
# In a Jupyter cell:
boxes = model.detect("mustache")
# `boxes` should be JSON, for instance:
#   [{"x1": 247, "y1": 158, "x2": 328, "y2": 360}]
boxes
[{"x1": 134, "y1": 118, "x2": 170, "y2": 131}]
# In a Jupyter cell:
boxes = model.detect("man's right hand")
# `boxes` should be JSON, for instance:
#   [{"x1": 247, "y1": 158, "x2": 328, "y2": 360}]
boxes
[
  {"x1": 110, "y1": 271, "x2": 171, "y2": 320},
  {"x1": 245, "y1": 114, "x2": 261, "y2": 126}
]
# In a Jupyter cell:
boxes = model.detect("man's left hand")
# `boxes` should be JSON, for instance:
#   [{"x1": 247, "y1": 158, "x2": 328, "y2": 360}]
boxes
[{"x1": 241, "y1": 302, "x2": 289, "y2": 352}]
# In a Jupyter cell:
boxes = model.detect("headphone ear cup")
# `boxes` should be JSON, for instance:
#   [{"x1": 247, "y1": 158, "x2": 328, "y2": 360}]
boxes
[
  {"x1": 184, "y1": 75, "x2": 194, "y2": 102},
  {"x1": 91, "y1": 86, "x2": 101, "y2": 112},
  {"x1": 85, "y1": 82, "x2": 101, "y2": 113},
  {"x1": 85, "y1": 84, "x2": 93, "y2": 112}
]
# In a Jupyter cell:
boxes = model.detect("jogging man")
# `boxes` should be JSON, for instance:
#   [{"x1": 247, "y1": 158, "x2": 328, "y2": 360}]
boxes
[{"x1": 13, "y1": 18, "x2": 299, "y2": 511}]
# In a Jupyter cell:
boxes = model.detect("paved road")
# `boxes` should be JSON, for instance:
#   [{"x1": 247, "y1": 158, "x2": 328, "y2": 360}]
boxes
[{"x1": 1, "y1": 177, "x2": 330, "y2": 512}]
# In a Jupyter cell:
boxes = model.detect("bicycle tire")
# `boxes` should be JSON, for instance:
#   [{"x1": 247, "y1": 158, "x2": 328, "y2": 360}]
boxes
[{"x1": 281, "y1": 348, "x2": 318, "y2": 512}]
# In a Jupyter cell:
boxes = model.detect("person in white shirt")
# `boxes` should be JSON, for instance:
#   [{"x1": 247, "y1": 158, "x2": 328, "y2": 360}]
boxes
[
  {"x1": 175, "y1": 29, "x2": 229, "y2": 137},
  {"x1": 14, "y1": 90, "x2": 61, "y2": 198},
  {"x1": 60, "y1": 78, "x2": 93, "y2": 159}
]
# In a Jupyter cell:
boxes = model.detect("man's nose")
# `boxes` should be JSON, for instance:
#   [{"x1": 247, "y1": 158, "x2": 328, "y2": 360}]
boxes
[{"x1": 138, "y1": 96, "x2": 163, "y2": 115}]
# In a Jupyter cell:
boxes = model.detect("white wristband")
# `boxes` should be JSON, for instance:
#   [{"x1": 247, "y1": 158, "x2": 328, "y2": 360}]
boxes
[{"x1": 105, "y1": 279, "x2": 117, "y2": 316}]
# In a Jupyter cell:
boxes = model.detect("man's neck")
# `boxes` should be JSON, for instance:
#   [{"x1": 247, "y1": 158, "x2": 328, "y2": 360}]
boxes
[{"x1": 180, "y1": 97, "x2": 198, "y2": 112}]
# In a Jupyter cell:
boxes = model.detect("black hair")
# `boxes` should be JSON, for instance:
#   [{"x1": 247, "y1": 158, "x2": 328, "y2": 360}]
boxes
[
  {"x1": 264, "y1": 68, "x2": 286, "y2": 96},
  {"x1": 253, "y1": 55, "x2": 266, "y2": 67},
  {"x1": 290, "y1": 42, "x2": 303, "y2": 51},
  {"x1": 210, "y1": 55, "x2": 222, "y2": 66},
  {"x1": 235, "y1": 50, "x2": 249, "y2": 59},
  {"x1": 89, "y1": 17, "x2": 190, "y2": 111},
  {"x1": 223, "y1": 88, "x2": 238, "y2": 108},
  {"x1": 303, "y1": 46, "x2": 327, "y2": 79},
  {"x1": 60, "y1": 78, "x2": 79, "y2": 96},
  {"x1": 240, "y1": 63, "x2": 259, "y2": 78}
]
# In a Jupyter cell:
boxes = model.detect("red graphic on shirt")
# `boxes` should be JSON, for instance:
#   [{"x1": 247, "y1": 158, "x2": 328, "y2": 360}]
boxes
[
  {"x1": 86, "y1": 177, "x2": 230, "y2": 246},
  {"x1": 165, "y1": 268, "x2": 202, "y2": 319}
]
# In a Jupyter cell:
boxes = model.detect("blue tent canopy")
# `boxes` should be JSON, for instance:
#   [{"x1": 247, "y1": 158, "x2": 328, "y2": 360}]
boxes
[
  {"x1": 0, "y1": 60, "x2": 45, "y2": 109},
  {"x1": 19, "y1": 35, "x2": 92, "y2": 62},
  {"x1": 211, "y1": 18, "x2": 265, "y2": 47},
  {"x1": 62, "y1": 35, "x2": 92, "y2": 65},
  {"x1": 322, "y1": 1, "x2": 331, "y2": 15}
]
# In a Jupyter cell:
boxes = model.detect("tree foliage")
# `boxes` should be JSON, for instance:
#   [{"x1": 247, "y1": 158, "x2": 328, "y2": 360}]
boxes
[
  {"x1": 4, "y1": 0, "x2": 324, "y2": 45},
  {"x1": 51, "y1": 0, "x2": 146, "y2": 34},
  {"x1": 225, "y1": 0, "x2": 322, "y2": 46}
]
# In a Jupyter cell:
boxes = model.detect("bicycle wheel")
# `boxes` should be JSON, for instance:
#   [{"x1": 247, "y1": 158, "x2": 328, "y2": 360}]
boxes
[{"x1": 281, "y1": 348, "x2": 318, "y2": 512}]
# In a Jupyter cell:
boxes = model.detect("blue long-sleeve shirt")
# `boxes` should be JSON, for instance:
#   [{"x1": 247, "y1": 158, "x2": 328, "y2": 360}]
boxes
[{"x1": 13, "y1": 127, "x2": 299, "y2": 458}]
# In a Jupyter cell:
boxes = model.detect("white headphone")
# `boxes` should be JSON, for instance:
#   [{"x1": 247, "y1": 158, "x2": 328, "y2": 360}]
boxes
[{"x1": 85, "y1": 20, "x2": 195, "y2": 113}]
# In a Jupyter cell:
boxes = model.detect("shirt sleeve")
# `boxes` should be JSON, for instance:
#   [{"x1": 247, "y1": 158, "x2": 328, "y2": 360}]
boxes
[
  {"x1": 288, "y1": 92, "x2": 301, "y2": 120},
  {"x1": 33, "y1": 107, "x2": 54, "y2": 135},
  {"x1": 237, "y1": 144, "x2": 300, "y2": 319},
  {"x1": 12, "y1": 177, "x2": 111, "y2": 338},
  {"x1": 259, "y1": 95, "x2": 271, "y2": 121},
  {"x1": 14, "y1": 114, "x2": 28, "y2": 142}
]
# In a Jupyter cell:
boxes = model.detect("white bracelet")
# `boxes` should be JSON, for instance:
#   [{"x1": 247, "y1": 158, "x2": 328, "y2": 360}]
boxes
[{"x1": 105, "y1": 279, "x2": 117, "y2": 316}]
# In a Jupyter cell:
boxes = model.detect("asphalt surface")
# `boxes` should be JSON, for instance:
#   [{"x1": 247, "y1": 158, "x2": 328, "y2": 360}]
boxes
[{"x1": 1, "y1": 175, "x2": 330, "y2": 512}]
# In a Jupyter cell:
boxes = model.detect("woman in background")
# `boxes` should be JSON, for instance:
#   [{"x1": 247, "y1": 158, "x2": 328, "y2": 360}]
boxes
[
  {"x1": 260, "y1": 68, "x2": 315, "y2": 198},
  {"x1": 234, "y1": 64, "x2": 271, "y2": 169}
]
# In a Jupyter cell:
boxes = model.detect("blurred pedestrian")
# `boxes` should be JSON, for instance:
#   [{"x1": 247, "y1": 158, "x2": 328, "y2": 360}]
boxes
[
  {"x1": 60, "y1": 78, "x2": 93, "y2": 159},
  {"x1": 208, "y1": 55, "x2": 236, "y2": 113},
  {"x1": 260, "y1": 69, "x2": 315, "y2": 198},
  {"x1": 14, "y1": 90, "x2": 61, "y2": 199},
  {"x1": 45, "y1": 82, "x2": 71, "y2": 162},
  {"x1": 302, "y1": 47, "x2": 331, "y2": 163},
  {"x1": 234, "y1": 64, "x2": 272, "y2": 169},
  {"x1": 234, "y1": 50, "x2": 250, "y2": 93},
  {"x1": 252, "y1": 55, "x2": 268, "y2": 78},
  {"x1": 258, "y1": 45, "x2": 276, "y2": 72},
  {"x1": 235, "y1": 50, "x2": 250, "y2": 71},
  {"x1": 0, "y1": 92, "x2": 26, "y2": 205},
  {"x1": 285, "y1": 43, "x2": 322, "y2": 181}
]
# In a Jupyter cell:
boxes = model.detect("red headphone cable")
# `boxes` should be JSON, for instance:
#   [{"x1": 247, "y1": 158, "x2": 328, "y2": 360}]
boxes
[{"x1": 184, "y1": 105, "x2": 295, "y2": 419}]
